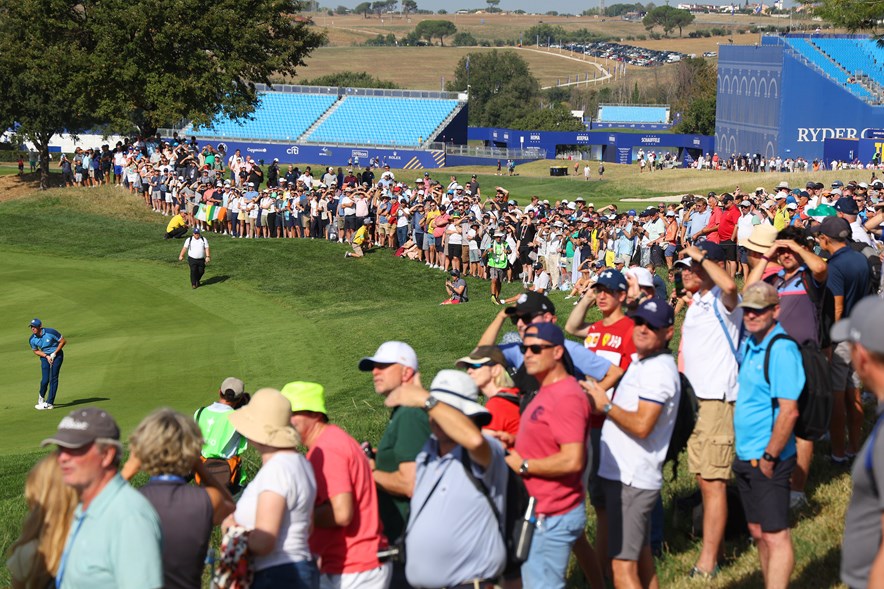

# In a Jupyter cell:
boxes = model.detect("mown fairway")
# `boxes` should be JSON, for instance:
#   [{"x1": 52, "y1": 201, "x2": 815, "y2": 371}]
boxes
[{"x1": 0, "y1": 168, "x2": 863, "y2": 587}]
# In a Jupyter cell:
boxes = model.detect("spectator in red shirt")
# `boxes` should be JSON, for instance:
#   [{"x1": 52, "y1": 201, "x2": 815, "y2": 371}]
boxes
[
  {"x1": 282, "y1": 381, "x2": 391, "y2": 589},
  {"x1": 565, "y1": 268, "x2": 636, "y2": 581},
  {"x1": 718, "y1": 194, "x2": 742, "y2": 277},
  {"x1": 456, "y1": 345, "x2": 521, "y2": 448},
  {"x1": 700, "y1": 194, "x2": 723, "y2": 243}
]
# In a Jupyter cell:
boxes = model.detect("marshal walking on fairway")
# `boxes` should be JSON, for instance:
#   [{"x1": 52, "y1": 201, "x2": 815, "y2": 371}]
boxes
[
  {"x1": 28, "y1": 318, "x2": 66, "y2": 410},
  {"x1": 179, "y1": 227, "x2": 211, "y2": 289}
]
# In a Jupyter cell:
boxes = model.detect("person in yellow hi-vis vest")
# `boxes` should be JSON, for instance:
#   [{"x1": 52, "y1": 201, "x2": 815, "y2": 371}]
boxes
[{"x1": 346, "y1": 218, "x2": 374, "y2": 258}]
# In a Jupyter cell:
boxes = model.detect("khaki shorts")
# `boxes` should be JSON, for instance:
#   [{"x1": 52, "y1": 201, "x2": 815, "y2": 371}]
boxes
[
  {"x1": 351, "y1": 243, "x2": 364, "y2": 257},
  {"x1": 378, "y1": 223, "x2": 394, "y2": 236},
  {"x1": 687, "y1": 399, "x2": 735, "y2": 480}
]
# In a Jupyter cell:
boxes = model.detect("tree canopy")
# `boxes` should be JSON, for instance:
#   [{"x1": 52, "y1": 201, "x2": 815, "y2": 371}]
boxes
[
  {"x1": 301, "y1": 71, "x2": 400, "y2": 89},
  {"x1": 511, "y1": 104, "x2": 585, "y2": 131},
  {"x1": 642, "y1": 6, "x2": 695, "y2": 37},
  {"x1": 0, "y1": 0, "x2": 325, "y2": 188},
  {"x1": 671, "y1": 57, "x2": 716, "y2": 135},
  {"x1": 804, "y1": 0, "x2": 883, "y2": 37},
  {"x1": 414, "y1": 19, "x2": 457, "y2": 45},
  {"x1": 447, "y1": 50, "x2": 542, "y2": 127}
]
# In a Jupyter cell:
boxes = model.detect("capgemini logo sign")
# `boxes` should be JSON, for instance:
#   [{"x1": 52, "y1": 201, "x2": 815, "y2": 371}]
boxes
[{"x1": 287, "y1": 146, "x2": 300, "y2": 155}]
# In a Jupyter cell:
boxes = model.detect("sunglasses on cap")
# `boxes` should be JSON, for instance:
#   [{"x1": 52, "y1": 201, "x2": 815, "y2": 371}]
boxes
[
  {"x1": 510, "y1": 313, "x2": 539, "y2": 325},
  {"x1": 464, "y1": 361, "x2": 494, "y2": 369},
  {"x1": 519, "y1": 343, "x2": 557, "y2": 354}
]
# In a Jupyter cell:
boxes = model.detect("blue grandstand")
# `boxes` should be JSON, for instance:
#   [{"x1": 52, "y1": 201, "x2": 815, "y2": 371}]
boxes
[
  {"x1": 196, "y1": 92, "x2": 338, "y2": 141},
  {"x1": 188, "y1": 85, "x2": 466, "y2": 148},
  {"x1": 597, "y1": 104, "x2": 670, "y2": 124},
  {"x1": 783, "y1": 35, "x2": 884, "y2": 102},
  {"x1": 306, "y1": 96, "x2": 458, "y2": 146}
]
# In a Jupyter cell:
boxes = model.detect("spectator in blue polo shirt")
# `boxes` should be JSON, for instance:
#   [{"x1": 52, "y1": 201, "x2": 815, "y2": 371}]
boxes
[
  {"x1": 732, "y1": 282, "x2": 804, "y2": 589},
  {"x1": 29, "y1": 318, "x2": 67, "y2": 410}
]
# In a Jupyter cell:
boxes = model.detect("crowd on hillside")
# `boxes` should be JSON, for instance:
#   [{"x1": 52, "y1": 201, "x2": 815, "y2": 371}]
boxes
[{"x1": 10, "y1": 135, "x2": 884, "y2": 589}]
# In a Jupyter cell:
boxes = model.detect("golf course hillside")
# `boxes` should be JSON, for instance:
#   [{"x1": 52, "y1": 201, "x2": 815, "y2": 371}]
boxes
[{"x1": 0, "y1": 171, "x2": 859, "y2": 587}]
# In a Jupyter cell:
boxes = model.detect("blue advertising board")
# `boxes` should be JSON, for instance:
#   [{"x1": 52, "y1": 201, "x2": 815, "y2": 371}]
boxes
[
  {"x1": 198, "y1": 140, "x2": 445, "y2": 169},
  {"x1": 468, "y1": 127, "x2": 713, "y2": 165}
]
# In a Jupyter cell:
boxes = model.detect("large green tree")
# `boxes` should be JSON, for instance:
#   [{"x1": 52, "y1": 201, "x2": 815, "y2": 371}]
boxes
[
  {"x1": 642, "y1": 6, "x2": 695, "y2": 37},
  {"x1": 414, "y1": 19, "x2": 457, "y2": 45},
  {"x1": 302, "y1": 71, "x2": 400, "y2": 88},
  {"x1": 803, "y1": 0, "x2": 883, "y2": 37},
  {"x1": 671, "y1": 57, "x2": 716, "y2": 135},
  {"x1": 446, "y1": 50, "x2": 541, "y2": 127},
  {"x1": 88, "y1": 0, "x2": 326, "y2": 135},
  {"x1": 512, "y1": 104, "x2": 585, "y2": 131},
  {"x1": 0, "y1": 0, "x2": 99, "y2": 188}
]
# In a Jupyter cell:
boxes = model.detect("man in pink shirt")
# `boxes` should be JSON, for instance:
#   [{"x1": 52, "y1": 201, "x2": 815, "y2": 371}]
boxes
[
  {"x1": 282, "y1": 381, "x2": 391, "y2": 589},
  {"x1": 505, "y1": 322, "x2": 592, "y2": 589}
]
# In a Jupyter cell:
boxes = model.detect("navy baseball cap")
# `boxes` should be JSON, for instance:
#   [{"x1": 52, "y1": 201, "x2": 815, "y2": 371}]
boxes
[
  {"x1": 834, "y1": 198, "x2": 860, "y2": 215},
  {"x1": 627, "y1": 209, "x2": 637, "y2": 216},
  {"x1": 29, "y1": 318, "x2": 41, "y2": 328},
  {"x1": 524, "y1": 322, "x2": 565, "y2": 346},
  {"x1": 630, "y1": 298, "x2": 675, "y2": 329},
  {"x1": 505, "y1": 291, "x2": 556, "y2": 317},
  {"x1": 593, "y1": 269, "x2": 628, "y2": 292},
  {"x1": 193, "y1": 226, "x2": 201, "y2": 233}
]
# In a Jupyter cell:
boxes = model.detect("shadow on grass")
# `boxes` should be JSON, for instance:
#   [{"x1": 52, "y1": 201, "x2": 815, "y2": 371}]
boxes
[
  {"x1": 724, "y1": 544, "x2": 841, "y2": 589},
  {"x1": 53, "y1": 397, "x2": 110, "y2": 408},
  {"x1": 200, "y1": 275, "x2": 230, "y2": 286}
]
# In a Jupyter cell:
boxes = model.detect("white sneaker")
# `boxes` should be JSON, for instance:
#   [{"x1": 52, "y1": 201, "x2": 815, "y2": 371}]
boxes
[
  {"x1": 44, "y1": 404, "x2": 54, "y2": 410},
  {"x1": 35, "y1": 401, "x2": 47, "y2": 410}
]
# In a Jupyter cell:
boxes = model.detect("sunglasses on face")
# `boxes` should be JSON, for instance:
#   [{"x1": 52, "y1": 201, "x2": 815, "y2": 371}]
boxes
[
  {"x1": 510, "y1": 313, "x2": 538, "y2": 325},
  {"x1": 519, "y1": 343, "x2": 557, "y2": 354},
  {"x1": 744, "y1": 305, "x2": 776, "y2": 316},
  {"x1": 633, "y1": 317, "x2": 665, "y2": 330}
]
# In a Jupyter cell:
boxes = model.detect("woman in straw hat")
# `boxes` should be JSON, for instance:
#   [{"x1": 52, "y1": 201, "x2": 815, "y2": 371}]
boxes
[{"x1": 223, "y1": 388, "x2": 318, "y2": 589}]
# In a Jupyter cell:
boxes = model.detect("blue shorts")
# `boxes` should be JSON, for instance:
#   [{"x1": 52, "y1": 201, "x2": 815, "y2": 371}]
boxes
[
  {"x1": 114, "y1": 165, "x2": 122, "y2": 176},
  {"x1": 664, "y1": 244, "x2": 677, "y2": 257}
]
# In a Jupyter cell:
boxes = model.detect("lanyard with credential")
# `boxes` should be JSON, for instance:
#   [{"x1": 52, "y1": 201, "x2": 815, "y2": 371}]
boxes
[{"x1": 55, "y1": 511, "x2": 86, "y2": 588}]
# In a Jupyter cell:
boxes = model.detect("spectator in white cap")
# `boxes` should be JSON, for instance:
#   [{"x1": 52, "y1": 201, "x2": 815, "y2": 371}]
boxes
[
  {"x1": 359, "y1": 341, "x2": 429, "y2": 589},
  {"x1": 386, "y1": 370, "x2": 509, "y2": 589},
  {"x1": 43, "y1": 407, "x2": 163, "y2": 589}
]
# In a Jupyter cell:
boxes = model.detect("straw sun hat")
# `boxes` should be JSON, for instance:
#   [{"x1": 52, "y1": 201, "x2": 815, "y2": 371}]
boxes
[{"x1": 228, "y1": 388, "x2": 300, "y2": 448}]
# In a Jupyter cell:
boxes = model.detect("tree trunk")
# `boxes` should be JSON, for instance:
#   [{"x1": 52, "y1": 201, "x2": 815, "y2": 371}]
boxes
[{"x1": 31, "y1": 132, "x2": 54, "y2": 191}]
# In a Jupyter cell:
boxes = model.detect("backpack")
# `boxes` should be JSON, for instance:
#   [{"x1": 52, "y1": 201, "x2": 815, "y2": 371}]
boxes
[
  {"x1": 849, "y1": 241, "x2": 883, "y2": 296},
  {"x1": 763, "y1": 333, "x2": 832, "y2": 441},
  {"x1": 664, "y1": 371, "x2": 697, "y2": 481},
  {"x1": 460, "y1": 450, "x2": 533, "y2": 570}
]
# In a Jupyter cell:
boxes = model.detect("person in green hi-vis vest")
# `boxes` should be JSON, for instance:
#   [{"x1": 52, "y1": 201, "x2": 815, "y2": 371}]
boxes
[
  {"x1": 487, "y1": 231, "x2": 511, "y2": 305},
  {"x1": 194, "y1": 377, "x2": 250, "y2": 494}
]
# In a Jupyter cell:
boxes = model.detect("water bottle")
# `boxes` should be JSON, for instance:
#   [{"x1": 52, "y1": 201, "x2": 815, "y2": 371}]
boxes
[{"x1": 514, "y1": 496, "x2": 537, "y2": 562}]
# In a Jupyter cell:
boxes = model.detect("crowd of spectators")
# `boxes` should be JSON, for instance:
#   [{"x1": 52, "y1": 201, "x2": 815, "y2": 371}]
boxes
[{"x1": 10, "y1": 134, "x2": 884, "y2": 589}]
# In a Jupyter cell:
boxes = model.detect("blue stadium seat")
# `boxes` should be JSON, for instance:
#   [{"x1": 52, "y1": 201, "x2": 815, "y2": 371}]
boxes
[
  {"x1": 811, "y1": 38, "x2": 884, "y2": 87},
  {"x1": 784, "y1": 37, "x2": 873, "y2": 100},
  {"x1": 306, "y1": 96, "x2": 458, "y2": 146},
  {"x1": 193, "y1": 93, "x2": 339, "y2": 140},
  {"x1": 597, "y1": 105, "x2": 669, "y2": 124}
]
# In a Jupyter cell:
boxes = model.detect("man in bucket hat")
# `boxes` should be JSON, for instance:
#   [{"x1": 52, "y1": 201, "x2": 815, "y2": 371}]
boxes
[
  {"x1": 44, "y1": 407, "x2": 163, "y2": 589},
  {"x1": 282, "y1": 381, "x2": 392, "y2": 589},
  {"x1": 386, "y1": 370, "x2": 508, "y2": 589}
]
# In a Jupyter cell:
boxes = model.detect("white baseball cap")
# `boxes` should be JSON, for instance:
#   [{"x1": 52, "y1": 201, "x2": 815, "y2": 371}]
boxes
[{"x1": 358, "y1": 341, "x2": 418, "y2": 371}]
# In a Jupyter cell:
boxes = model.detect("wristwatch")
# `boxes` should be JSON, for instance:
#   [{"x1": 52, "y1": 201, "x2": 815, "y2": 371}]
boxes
[
  {"x1": 422, "y1": 396, "x2": 439, "y2": 413},
  {"x1": 762, "y1": 451, "x2": 779, "y2": 464},
  {"x1": 602, "y1": 403, "x2": 614, "y2": 415},
  {"x1": 519, "y1": 460, "x2": 529, "y2": 475}
]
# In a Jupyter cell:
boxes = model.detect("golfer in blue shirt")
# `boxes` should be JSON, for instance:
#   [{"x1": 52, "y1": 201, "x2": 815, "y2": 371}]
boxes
[{"x1": 28, "y1": 318, "x2": 66, "y2": 410}]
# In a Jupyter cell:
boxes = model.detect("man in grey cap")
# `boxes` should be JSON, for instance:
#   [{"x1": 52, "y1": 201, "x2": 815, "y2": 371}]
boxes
[
  {"x1": 832, "y1": 296, "x2": 884, "y2": 589},
  {"x1": 45, "y1": 408, "x2": 163, "y2": 589},
  {"x1": 194, "y1": 377, "x2": 250, "y2": 493}
]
